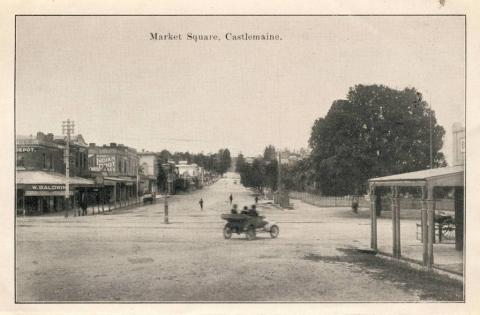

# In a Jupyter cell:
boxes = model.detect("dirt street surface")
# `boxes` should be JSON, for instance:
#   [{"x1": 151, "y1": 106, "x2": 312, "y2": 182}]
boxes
[{"x1": 16, "y1": 173, "x2": 463, "y2": 302}]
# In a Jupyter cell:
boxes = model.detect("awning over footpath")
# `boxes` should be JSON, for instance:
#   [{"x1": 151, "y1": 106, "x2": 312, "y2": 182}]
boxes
[
  {"x1": 16, "y1": 170, "x2": 95, "y2": 186},
  {"x1": 103, "y1": 176, "x2": 137, "y2": 186},
  {"x1": 368, "y1": 165, "x2": 464, "y2": 188}
]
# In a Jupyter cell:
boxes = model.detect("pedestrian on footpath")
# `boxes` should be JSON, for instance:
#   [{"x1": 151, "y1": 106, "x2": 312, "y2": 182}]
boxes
[
  {"x1": 229, "y1": 194, "x2": 233, "y2": 205},
  {"x1": 80, "y1": 192, "x2": 88, "y2": 216},
  {"x1": 255, "y1": 196, "x2": 259, "y2": 204},
  {"x1": 199, "y1": 198, "x2": 204, "y2": 211}
]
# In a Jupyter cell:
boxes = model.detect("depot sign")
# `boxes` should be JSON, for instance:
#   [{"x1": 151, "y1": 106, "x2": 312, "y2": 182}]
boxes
[{"x1": 24, "y1": 184, "x2": 66, "y2": 191}]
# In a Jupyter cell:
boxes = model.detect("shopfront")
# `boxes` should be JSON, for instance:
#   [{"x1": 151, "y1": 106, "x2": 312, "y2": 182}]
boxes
[{"x1": 16, "y1": 170, "x2": 95, "y2": 215}]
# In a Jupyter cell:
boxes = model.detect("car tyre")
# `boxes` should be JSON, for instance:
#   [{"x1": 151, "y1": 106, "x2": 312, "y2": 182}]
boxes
[
  {"x1": 270, "y1": 225, "x2": 279, "y2": 238},
  {"x1": 223, "y1": 226, "x2": 233, "y2": 239}
]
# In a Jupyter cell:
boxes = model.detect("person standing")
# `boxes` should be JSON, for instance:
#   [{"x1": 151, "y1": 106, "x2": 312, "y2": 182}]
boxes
[
  {"x1": 80, "y1": 192, "x2": 88, "y2": 216},
  {"x1": 255, "y1": 196, "x2": 259, "y2": 204},
  {"x1": 199, "y1": 198, "x2": 204, "y2": 211},
  {"x1": 229, "y1": 194, "x2": 233, "y2": 205}
]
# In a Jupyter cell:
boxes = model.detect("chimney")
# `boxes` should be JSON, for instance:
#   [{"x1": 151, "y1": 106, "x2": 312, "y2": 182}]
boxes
[{"x1": 89, "y1": 143, "x2": 96, "y2": 147}]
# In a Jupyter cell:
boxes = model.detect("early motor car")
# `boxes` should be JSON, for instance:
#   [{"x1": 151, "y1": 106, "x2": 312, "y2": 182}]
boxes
[{"x1": 221, "y1": 213, "x2": 279, "y2": 240}]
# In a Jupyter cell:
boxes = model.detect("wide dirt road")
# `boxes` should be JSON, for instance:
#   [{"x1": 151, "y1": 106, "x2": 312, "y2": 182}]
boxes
[{"x1": 15, "y1": 173, "x2": 462, "y2": 302}]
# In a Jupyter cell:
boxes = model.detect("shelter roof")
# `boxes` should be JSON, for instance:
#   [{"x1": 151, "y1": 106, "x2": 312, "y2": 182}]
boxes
[{"x1": 368, "y1": 166, "x2": 464, "y2": 187}]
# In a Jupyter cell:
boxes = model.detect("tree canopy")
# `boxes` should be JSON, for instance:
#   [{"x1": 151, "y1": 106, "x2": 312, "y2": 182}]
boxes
[{"x1": 309, "y1": 84, "x2": 446, "y2": 195}]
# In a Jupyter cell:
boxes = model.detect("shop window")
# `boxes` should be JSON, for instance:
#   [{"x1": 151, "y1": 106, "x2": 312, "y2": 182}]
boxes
[{"x1": 16, "y1": 156, "x2": 24, "y2": 167}]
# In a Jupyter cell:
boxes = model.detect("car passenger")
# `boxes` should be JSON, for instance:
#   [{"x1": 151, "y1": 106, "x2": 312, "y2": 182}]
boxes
[{"x1": 248, "y1": 205, "x2": 258, "y2": 216}]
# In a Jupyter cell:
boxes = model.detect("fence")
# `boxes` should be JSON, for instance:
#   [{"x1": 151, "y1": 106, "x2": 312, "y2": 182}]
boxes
[{"x1": 289, "y1": 191, "x2": 454, "y2": 211}]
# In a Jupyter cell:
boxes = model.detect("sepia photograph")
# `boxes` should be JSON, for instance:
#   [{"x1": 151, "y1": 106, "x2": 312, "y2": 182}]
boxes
[{"x1": 13, "y1": 14, "x2": 465, "y2": 303}]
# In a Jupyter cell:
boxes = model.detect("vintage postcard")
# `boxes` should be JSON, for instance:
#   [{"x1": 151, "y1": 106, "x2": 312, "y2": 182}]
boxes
[{"x1": 1, "y1": 1, "x2": 479, "y2": 315}]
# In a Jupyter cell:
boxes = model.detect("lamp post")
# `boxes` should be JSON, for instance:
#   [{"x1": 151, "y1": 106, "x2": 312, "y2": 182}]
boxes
[{"x1": 162, "y1": 163, "x2": 171, "y2": 224}]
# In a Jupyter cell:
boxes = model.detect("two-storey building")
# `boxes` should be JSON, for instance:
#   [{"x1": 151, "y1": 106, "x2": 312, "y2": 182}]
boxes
[
  {"x1": 88, "y1": 143, "x2": 140, "y2": 208},
  {"x1": 16, "y1": 132, "x2": 94, "y2": 214}
]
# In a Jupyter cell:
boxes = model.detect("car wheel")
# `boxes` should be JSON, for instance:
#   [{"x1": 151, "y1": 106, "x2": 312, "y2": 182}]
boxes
[
  {"x1": 270, "y1": 225, "x2": 279, "y2": 238},
  {"x1": 246, "y1": 226, "x2": 256, "y2": 240},
  {"x1": 223, "y1": 226, "x2": 232, "y2": 239}
]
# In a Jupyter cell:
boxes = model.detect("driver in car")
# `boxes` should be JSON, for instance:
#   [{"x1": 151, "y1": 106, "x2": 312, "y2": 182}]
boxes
[{"x1": 248, "y1": 204, "x2": 259, "y2": 216}]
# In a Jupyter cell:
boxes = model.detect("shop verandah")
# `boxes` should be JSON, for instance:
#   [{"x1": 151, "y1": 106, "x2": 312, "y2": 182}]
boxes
[
  {"x1": 368, "y1": 166, "x2": 464, "y2": 274},
  {"x1": 16, "y1": 171, "x2": 142, "y2": 216}
]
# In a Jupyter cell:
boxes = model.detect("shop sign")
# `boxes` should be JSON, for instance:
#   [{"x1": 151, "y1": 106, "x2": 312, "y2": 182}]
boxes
[
  {"x1": 17, "y1": 147, "x2": 38, "y2": 153},
  {"x1": 25, "y1": 184, "x2": 66, "y2": 191},
  {"x1": 96, "y1": 154, "x2": 116, "y2": 173}
]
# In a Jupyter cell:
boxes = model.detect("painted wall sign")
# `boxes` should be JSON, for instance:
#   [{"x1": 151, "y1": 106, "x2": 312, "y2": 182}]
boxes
[{"x1": 96, "y1": 154, "x2": 116, "y2": 173}]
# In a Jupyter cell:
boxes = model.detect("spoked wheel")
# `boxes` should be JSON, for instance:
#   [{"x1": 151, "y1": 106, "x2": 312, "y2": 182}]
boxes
[
  {"x1": 270, "y1": 225, "x2": 279, "y2": 238},
  {"x1": 441, "y1": 223, "x2": 456, "y2": 241},
  {"x1": 223, "y1": 226, "x2": 233, "y2": 239},
  {"x1": 246, "y1": 226, "x2": 256, "y2": 241}
]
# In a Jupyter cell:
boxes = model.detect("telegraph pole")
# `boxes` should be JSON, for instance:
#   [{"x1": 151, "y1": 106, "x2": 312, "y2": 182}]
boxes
[
  {"x1": 277, "y1": 151, "x2": 282, "y2": 193},
  {"x1": 162, "y1": 163, "x2": 171, "y2": 224},
  {"x1": 136, "y1": 159, "x2": 139, "y2": 204},
  {"x1": 62, "y1": 119, "x2": 74, "y2": 218},
  {"x1": 429, "y1": 111, "x2": 433, "y2": 169}
]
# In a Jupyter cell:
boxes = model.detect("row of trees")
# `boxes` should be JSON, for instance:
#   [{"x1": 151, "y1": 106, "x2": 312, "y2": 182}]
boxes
[
  {"x1": 236, "y1": 145, "x2": 279, "y2": 192},
  {"x1": 237, "y1": 84, "x2": 447, "y2": 196}
]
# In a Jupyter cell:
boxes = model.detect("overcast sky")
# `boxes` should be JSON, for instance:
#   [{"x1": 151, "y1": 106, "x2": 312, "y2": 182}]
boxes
[{"x1": 16, "y1": 16, "x2": 464, "y2": 163}]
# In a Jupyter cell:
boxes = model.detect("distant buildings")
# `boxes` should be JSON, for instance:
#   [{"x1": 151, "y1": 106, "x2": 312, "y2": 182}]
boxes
[
  {"x1": 452, "y1": 123, "x2": 465, "y2": 167},
  {"x1": 175, "y1": 161, "x2": 204, "y2": 190},
  {"x1": 138, "y1": 150, "x2": 160, "y2": 195}
]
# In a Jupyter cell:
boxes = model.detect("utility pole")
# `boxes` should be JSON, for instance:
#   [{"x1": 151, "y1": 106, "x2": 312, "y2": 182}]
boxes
[
  {"x1": 62, "y1": 119, "x2": 74, "y2": 218},
  {"x1": 136, "y1": 159, "x2": 139, "y2": 204},
  {"x1": 277, "y1": 151, "x2": 282, "y2": 193},
  {"x1": 163, "y1": 164, "x2": 171, "y2": 224},
  {"x1": 429, "y1": 111, "x2": 433, "y2": 169}
]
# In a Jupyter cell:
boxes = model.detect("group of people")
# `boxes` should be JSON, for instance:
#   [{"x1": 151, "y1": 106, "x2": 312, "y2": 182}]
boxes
[
  {"x1": 230, "y1": 204, "x2": 258, "y2": 216},
  {"x1": 197, "y1": 194, "x2": 260, "y2": 212}
]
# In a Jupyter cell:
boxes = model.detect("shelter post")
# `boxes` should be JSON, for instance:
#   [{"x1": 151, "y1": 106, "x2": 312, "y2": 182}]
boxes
[
  {"x1": 370, "y1": 184, "x2": 377, "y2": 250},
  {"x1": 427, "y1": 185, "x2": 435, "y2": 268},
  {"x1": 421, "y1": 186, "x2": 428, "y2": 266},
  {"x1": 454, "y1": 187, "x2": 464, "y2": 251},
  {"x1": 391, "y1": 186, "x2": 399, "y2": 258},
  {"x1": 395, "y1": 187, "x2": 401, "y2": 258}
]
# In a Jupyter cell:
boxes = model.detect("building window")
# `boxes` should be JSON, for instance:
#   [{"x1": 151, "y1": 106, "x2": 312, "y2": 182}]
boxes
[
  {"x1": 50, "y1": 154, "x2": 53, "y2": 170},
  {"x1": 43, "y1": 153, "x2": 46, "y2": 169},
  {"x1": 17, "y1": 156, "x2": 24, "y2": 167}
]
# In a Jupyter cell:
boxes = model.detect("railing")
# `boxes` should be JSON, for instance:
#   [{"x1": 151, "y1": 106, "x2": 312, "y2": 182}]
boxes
[{"x1": 289, "y1": 191, "x2": 455, "y2": 211}]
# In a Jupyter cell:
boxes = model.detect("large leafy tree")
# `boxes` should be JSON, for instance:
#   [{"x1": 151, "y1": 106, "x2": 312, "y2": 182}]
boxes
[{"x1": 309, "y1": 84, "x2": 446, "y2": 195}]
